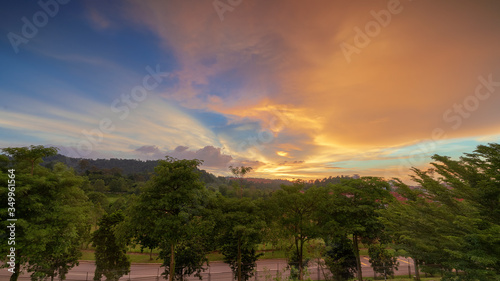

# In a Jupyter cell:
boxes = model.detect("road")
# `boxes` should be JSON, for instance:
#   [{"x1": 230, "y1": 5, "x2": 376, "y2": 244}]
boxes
[{"x1": 1, "y1": 256, "x2": 417, "y2": 280}]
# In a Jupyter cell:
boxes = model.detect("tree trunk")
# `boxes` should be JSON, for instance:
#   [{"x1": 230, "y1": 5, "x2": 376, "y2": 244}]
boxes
[
  {"x1": 353, "y1": 234, "x2": 362, "y2": 281},
  {"x1": 170, "y1": 243, "x2": 175, "y2": 281},
  {"x1": 9, "y1": 255, "x2": 20, "y2": 281},
  {"x1": 237, "y1": 237, "x2": 242, "y2": 281},
  {"x1": 294, "y1": 238, "x2": 300, "y2": 280},
  {"x1": 414, "y1": 259, "x2": 420, "y2": 281},
  {"x1": 239, "y1": 179, "x2": 243, "y2": 198},
  {"x1": 299, "y1": 239, "x2": 304, "y2": 281},
  {"x1": 150, "y1": 248, "x2": 153, "y2": 260}
]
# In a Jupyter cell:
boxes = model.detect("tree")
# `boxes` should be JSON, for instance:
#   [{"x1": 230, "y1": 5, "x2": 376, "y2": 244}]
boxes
[
  {"x1": 92, "y1": 212, "x2": 130, "y2": 281},
  {"x1": 159, "y1": 217, "x2": 210, "y2": 281},
  {"x1": 269, "y1": 181, "x2": 322, "y2": 280},
  {"x1": 368, "y1": 243, "x2": 398, "y2": 278},
  {"x1": 132, "y1": 157, "x2": 209, "y2": 281},
  {"x1": 1, "y1": 145, "x2": 58, "y2": 175},
  {"x1": 380, "y1": 143, "x2": 500, "y2": 280},
  {"x1": 323, "y1": 236, "x2": 357, "y2": 281},
  {"x1": 0, "y1": 157, "x2": 91, "y2": 281},
  {"x1": 329, "y1": 177, "x2": 393, "y2": 281},
  {"x1": 125, "y1": 196, "x2": 159, "y2": 261},
  {"x1": 214, "y1": 196, "x2": 265, "y2": 281},
  {"x1": 93, "y1": 179, "x2": 108, "y2": 193},
  {"x1": 229, "y1": 166, "x2": 252, "y2": 198}
]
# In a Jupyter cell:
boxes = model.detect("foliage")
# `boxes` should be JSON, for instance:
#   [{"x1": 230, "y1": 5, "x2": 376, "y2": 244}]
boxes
[
  {"x1": 269, "y1": 181, "x2": 322, "y2": 280},
  {"x1": 214, "y1": 196, "x2": 265, "y2": 281},
  {"x1": 160, "y1": 234, "x2": 208, "y2": 281},
  {"x1": 131, "y1": 157, "x2": 210, "y2": 281},
  {"x1": 368, "y1": 243, "x2": 398, "y2": 278},
  {"x1": 0, "y1": 150, "x2": 91, "y2": 281},
  {"x1": 328, "y1": 177, "x2": 393, "y2": 281},
  {"x1": 229, "y1": 166, "x2": 253, "y2": 198},
  {"x1": 2, "y1": 145, "x2": 59, "y2": 175},
  {"x1": 324, "y1": 236, "x2": 357, "y2": 281},
  {"x1": 92, "y1": 212, "x2": 130, "y2": 281},
  {"x1": 380, "y1": 143, "x2": 500, "y2": 280}
]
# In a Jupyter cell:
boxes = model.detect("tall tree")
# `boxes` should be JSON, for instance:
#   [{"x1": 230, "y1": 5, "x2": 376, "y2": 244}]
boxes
[
  {"x1": 380, "y1": 143, "x2": 500, "y2": 280},
  {"x1": 368, "y1": 243, "x2": 398, "y2": 278},
  {"x1": 269, "y1": 181, "x2": 322, "y2": 280},
  {"x1": 329, "y1": 177, "x2": 393, "y2": 281},
  {"x1": 1, "y1": 145, "x2": 58, "y2": 175},
  {"x1": 323, "y1": 236, "x2": 357, "y2": 281},
  {"x1": 92, "y1": 212, "x2": 130, "y2": 281},
  {"x1": 229, "y1": 166, "x2": 252, "y2": 198},
  {"x1": 214, "y1": 196, "x2": 265, "y2": 281},
  {"x1": 132, "y1": 157, "x2": 209, "y2": 281},
  {"x1": 0, "y1": 153, "x2": 91, "y2": 281}
]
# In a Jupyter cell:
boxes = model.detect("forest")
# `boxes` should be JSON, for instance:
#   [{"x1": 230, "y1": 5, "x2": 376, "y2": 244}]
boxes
[{"x1": 0, "y1": 143, "x2": 499, "y2": 281}]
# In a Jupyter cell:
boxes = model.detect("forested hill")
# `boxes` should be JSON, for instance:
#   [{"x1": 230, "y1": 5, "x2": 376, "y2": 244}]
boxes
[
  {"x1": 42, "y1": 154, "x2": 356, "y2": 192},
  {"x1": 41, "y1": 154, "x2": 295, "y2": 188},
  {"x1": 42, "y1": 154, "x2": 224, "y2": 183},
  {"x1": 43, "y1": 154, "x2": 160, "y2": 175}
]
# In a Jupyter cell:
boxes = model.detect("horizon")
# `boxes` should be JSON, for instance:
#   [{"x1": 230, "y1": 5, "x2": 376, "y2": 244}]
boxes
[{"x1": 2, "y1": 0, "x2": 500, "y2": 183}]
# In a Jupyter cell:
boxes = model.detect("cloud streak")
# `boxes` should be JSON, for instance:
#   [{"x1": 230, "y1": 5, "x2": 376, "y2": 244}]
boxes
[{"x1": 2, "y1": 0, "x2": 500, "y2": 182}]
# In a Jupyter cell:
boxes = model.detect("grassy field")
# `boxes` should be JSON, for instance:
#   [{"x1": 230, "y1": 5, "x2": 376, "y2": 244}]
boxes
[
  {"x1": 81, "y1": 249, "x2": 282, "y2": 263},
  {"x1": 81, "y1": 241, "x2": 371, "y2": 263}
]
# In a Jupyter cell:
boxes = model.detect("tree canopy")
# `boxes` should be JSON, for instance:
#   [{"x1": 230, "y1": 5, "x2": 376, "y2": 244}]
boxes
[{"x1": 380, "y1": 143, "x2": 500, "y2": 280}]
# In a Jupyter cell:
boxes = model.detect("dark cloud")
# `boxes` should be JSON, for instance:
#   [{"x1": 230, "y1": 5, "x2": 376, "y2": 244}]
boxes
[
  {"x1": 135, "y1": 145, "x2": 161, "y2": 154},
  {"x1": 174, "y1": 146, "x2": 189, "y2": 152},
  {"x1": 170, "y1": 145, "x2": 233, "y2": 168},
  {"x1": 135, "y1": 145, "x2": 233, "y2": 169}
]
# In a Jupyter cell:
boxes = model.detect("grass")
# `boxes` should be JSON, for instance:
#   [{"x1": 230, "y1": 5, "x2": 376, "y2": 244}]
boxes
[
  {"x1": 81, "y1": 241, "x2": 370, "y2": 263},
  {"x1": 80, "y1": 249, "x2": 282, "y2": 263},
  {"x1": 360, "y1": 276, "x2": 441, "y2": 281}
]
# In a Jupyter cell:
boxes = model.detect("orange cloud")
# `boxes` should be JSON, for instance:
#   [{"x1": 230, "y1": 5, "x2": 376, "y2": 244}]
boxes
[{"x1": 120, "y1": 0, "x2": 500, "y2": 180}]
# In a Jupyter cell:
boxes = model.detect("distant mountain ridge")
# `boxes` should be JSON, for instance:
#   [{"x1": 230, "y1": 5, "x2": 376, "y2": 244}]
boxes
[
  {"x1": 43, "y1": 154, "x2": 160, "y2": 175},
  {"x1": 42, "y1": 154, "x2": 294, "y2": 186}
]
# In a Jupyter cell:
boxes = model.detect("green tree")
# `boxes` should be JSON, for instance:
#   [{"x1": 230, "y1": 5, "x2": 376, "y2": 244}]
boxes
[
  {"x1": 1, "y1": 145, "x2": 58, "y2": 176},
  {"x1": 159, "y1": 217, "x2": 210, "y2": 281},
  {"x1": 269, "y1": 181, "x2": 322, "y2": 280},
  {"x1": 92, "y1": 212, "x2": 130, "y2": 281},
  {"x1": 329, "y1": 177, "x2": 393, "y2": 281},
  {"x1": 109, "y1": 178, "x2": 127, "y2": 192},
  {"x1": 214, "y1": 196, "x2": 265, "y2": 281},
  {"x1": 0, "y1": 154, "x2": 91, "y2": 281},
  {"x1": 368, "y1": 243, "x2": 398, "y2": 278},
  {"x1": 125, "y1": 196, "x2": 159, "y2": 260},
  {"x1": 132, "y1": 157, "x2": 209, "y2": 281},
  {"x1": 323, "y1": 236, "x2": 357, "y2": 281},
  {"x1": 229, "y1": 166, "x2": 252, "y2": 198},
  {"x1": 380, "y1": 143, "x2": 500, "y2": 280},
  {"x1": 93, "y1": 179, "x2": 108, "y2": 193}
]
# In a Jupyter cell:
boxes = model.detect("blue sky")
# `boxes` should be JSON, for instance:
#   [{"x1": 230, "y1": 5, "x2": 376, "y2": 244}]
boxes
[{"x1": 2, "y1": 0, "x2": 500, "y2": 181}]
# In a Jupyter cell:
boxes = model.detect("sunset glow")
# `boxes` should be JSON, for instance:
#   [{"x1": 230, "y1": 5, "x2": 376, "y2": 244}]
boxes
[{"x1": 2, "y1": 0, "x2": 500, "y2": 181}]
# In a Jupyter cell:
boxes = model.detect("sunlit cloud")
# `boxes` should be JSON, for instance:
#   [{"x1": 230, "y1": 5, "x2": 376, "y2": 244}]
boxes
[{"x1": 2, "y1": 0, "x2": 500, "y2": 182}]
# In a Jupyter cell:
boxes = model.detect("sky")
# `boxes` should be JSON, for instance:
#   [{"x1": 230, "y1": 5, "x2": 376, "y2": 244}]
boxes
[{"x1": 1, "y1": 0, "x2": 500, "y2": 181}]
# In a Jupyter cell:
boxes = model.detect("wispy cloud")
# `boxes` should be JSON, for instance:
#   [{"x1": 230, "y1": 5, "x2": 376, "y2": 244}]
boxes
[{"x1": 2, "y1": 0, "x2": 500, "y2": 182}]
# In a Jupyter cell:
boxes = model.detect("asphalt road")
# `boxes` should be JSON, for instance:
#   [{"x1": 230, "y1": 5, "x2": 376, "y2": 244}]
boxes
[{"x1": 1, "y1": 256, "x2": 417, "y2": 281}]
